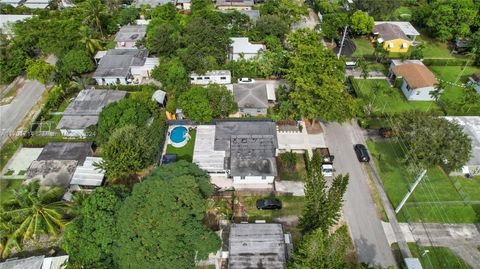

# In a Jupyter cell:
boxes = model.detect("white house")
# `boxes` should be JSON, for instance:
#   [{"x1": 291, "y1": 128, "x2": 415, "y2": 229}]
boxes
[
  {"x1": 389, "y1": 60, "x2": 437, "y2": 101},
  {"x1": 115, "y1": 25, "x2": 146, "y2": 49},
  {"x1": 0, "y1": 0, "x2": 24, "y2": 7},
  {"x1": 233, "y1": 83, "x2": 275, "y2": 116},
  {"x1": 134, "y1": 0, "x2": 190, "y2": 9},
  {"x1": 191, "y1": 121, "x2": 278, "y2": 188},
  {"x1": 190, "y1": 70, "x2": 232, "y2": 85},
  {"x1": 0, "y1": 14, "x2": 33, "y2": 38},
  {"x1": 57, "y1": 89, "x2": 127, "y2": 137},
  {"x1": 93, "y1": 49, "x2": 158, "y2": 85},
  {"x1": 23, "y1": 0, "x2": 50, "y2": 9},
  {"x1": 230, "y1": 37, "x2": 265, "y2": 60}
]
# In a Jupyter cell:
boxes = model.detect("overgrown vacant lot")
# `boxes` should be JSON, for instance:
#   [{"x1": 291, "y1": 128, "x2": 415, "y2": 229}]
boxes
[
  {"x1": 352, "y1": 79, "x2": 439, "y2": 114},
  {"x1": 367, "y1": 140, "x2": 480, "y2": 223},
  {"x1": 429, "y1": 65, "x2": 480, "y2": 116}
]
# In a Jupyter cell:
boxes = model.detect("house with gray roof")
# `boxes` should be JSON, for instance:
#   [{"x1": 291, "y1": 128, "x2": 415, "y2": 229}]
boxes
[
  {"x1": 192, "y1": 121, "x2": 278, "y2": 187},
  {"x1": 93, "y1": 49, "x2": 159, "y2": 85},
  {"x1": 22, "y1": 0, "x2": 49, "y2": 8},
  {"x1": 24, "y1": 142, "x2": 95, "y2": 188},
  {"x1": 230, "y1": 37, "x2": 265, "y2": 60},
  {"x1": 0, "y1": 255, "x2": 69, "y2": 269},
  {"x1": 216, "y1": 0, "x2": 254, "y2": 10},
  {"x1": 233, "y1": 83, "x2": 275, "y2": 116},
  {"x1": 115, "y1": 25, "x2": 146, "y2": 49},
  {"x1": 134, "y1": 0, "x2": 190, "y2": 9},
  {"x1": 0, "y1": 14, "x2": 33, "y2": 38},
  {"x1": 57, "y1": 89, "x2": 127, "y2": 137},
  {"x1": 227, "y1": 223, "x2": 291, "y2": 269}
]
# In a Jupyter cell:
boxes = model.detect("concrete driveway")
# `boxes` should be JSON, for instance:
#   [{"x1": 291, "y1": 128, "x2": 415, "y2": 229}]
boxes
[
  {"x1": 275, "y1": 181, "x2": 305, "y2": 196},
  {"x1": 324, "y1": 121, "x2": 397, "y2": 268}
]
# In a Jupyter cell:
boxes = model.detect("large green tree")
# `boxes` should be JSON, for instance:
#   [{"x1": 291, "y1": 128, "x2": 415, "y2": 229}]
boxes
[
  {"x1": 0, "y1": 40, "x2": 27, "y2": 84},
  {"x1": 63, "y1": 187, "x2": 125, "y2": 269},
  {"x1": 113, "y1": 161, "x2": 221, "y2": 269},
  {"x1": 96, "y1": 98, "x2": 151, "y2": 145},
  {"x1": 99, "y1": 125, "x2": 157, "y2": 179},
  {"x1": 0, "y1": 181, "x2": 69, "y2": 258},
  {"x1": 25, "y1": 59, "x2": 55, "y2": 85},
  {"x1": 393, "y1": 111, "x2": 472, "y2": 172},
  {"x1": 321, "y1": 13, "x2": 349, "y2": 41},
  {"x1": 146, "y1": 22, "x2": 181, "y2": 56},
  {"x1": 425, "y1": 0, "x2": 477, "y2": 41},
  {"x1": 298, "y1": 151, "x2": 349, "y2": 235},
  {"x1": 58, "y1": 49, "x2": 95, "y2": 76},
  {"x1": 357, "y1": 0, "x2": 401, "y2": 20},
  {"x1": 252, "y1": 15, "x2": 289, "y2": 41},
  {"x1": 287, "y1": 226, "x2": 350, "y2": 269},
  {"x1": 350, "y1": 10, "x2": 375, "y2": 36}
]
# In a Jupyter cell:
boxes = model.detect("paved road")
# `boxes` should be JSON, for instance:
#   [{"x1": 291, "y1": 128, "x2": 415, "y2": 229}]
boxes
[
  {"x1": 404, "y1": 223, "x2": 480, "y2": 269},
  {"x1": 0, "y1": 79, "x2": 47, "y2": 147},
  {"x1": 324, "y1": 122, "x2": 397, "y2": 268}
]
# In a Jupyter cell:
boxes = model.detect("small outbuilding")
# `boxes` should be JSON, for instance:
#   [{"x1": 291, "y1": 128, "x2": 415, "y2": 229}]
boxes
[
  {"x1": 190, "y1": 70, "x2": 232, "y2": 85},
  {"x1": 115, "y1": 25, "x2": 146, "y2": 49},
  {"x1": 233, "y1": 83, "x2": 274, "y2": 116}
]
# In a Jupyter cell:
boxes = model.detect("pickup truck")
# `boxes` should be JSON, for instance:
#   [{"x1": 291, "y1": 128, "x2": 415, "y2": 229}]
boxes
[{"x1": 315, "y1": 148, "x2": 335, "y2": 177}]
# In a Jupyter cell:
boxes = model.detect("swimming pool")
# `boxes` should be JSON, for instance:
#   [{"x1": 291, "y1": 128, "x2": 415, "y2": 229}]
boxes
[{"x1": 169, "y1": 126, "x2": 189, "y2": 148}]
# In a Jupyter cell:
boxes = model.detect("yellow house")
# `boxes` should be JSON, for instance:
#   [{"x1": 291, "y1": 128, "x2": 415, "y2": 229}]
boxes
[
  {"x1": 216, "y1": 0, "x2": 254, "y2": 10},
  {"x1": 373, "y1": 22, "x2": 420, "y2": 53}
]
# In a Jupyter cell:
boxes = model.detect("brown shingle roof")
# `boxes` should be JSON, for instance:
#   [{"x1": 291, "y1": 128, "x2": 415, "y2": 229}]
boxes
[
  {"x1": 391, "y1": 63, "x2": 437, "y2": 89},
  {"x1": 373, "y1": 23, "x2": 409, "y2": 41}
]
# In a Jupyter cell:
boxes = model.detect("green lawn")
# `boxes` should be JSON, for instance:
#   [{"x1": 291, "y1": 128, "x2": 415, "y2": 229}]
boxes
[
  {"x1": 352, "y1": 38, "x2": 375, "y2": 57},
  {"x1": 276, "y1": 153, "x2": 307, "y2": 181},
  {"x1": 367, "y1": 140, "x2": 480, "y2": 223},
  {"x1": 238, "y1": 195, "x2": 305, "y2": 222},
  {"x1": 429, "y1": 65, "x2": 480, "y2": 116},
  {"x1": 417, "y1": 35, "x2": 459, "y2": 59},
  {"x1": 165, "y1": 129, "x2": 196, "y2": 162},
  {"x1": 408, "y1": 243, "x2": 472, "y2": 269},
  {"x1": 353, "y1": 79, "x2": 439, "y2": 115}
]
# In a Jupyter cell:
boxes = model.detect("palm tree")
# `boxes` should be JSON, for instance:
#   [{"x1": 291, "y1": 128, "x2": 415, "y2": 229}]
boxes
[
  {"x1": 68, "y1": 76, "x2": 91, "y2": 93},
  {"x1": 81, "y1": 0, "x2": 106, "y2": 39},
  {"x1": 79, "y1": 26, "x2": 102, "y2": 56},
  {"x1": 0, "y1": 181, "x2": 69, "y2": 258},
  {"x1": 281, "y1": 151, "x2": 298, "y2": 172},
  {"x1": 429, "y1": 80, "x2": 445, "y2": 103}
]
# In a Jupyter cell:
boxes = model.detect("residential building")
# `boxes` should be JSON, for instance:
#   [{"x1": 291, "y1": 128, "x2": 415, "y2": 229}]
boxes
[
  {"x1": 233, "y1": 83, "x2": 275, "y2": 116},
  {"x1": 216, "y1": 0, "x2": 254, "y2": 10},
  {"x1": 0, "y1": 14, "x2": 33, "y2": 38},
  {"x1": 444, "y1": 117, "x2": 480, "y2": 177},
  {"x1": 115, "y1": 25, "x2": 146, "y2": 49},
  {"x1": 0, "y1": 0, "x2": 24, "y2": 7},
  {"x1": 0, "y1": 255, "x2": 69, "y2": 269},
  {"x1": 70, "y1": 157, "x2": 105, "y2": 190},
  {"x1": 373, "y1": 21, "x2": 420, "y2": 53},
  {"x1": 229, "y1": 37, "x2": 265, "y2": 60},
  {"x1": 190, "y1": 70, "x2": 232, "y2": 85},
  {"x1": 134, "y1": 0, "x2": 190, "y2": 9},
  {"x1": 388, "y1": 60, "x2": 437, "y2": 101},
  {"x1": 227, "y1": 223, "x2": 291, "y2": 269},
  {"x1": 25, "y1": 142, "x2": 93, "y2": 187},
  {"x1": 176, "y1": 0, "x2": 190, "y2": 10},
  {"x1": 56, "y1": 89, "x2": 127, "y2": 137},
  {"x1": 93, "y1": 49, "x2": 158, "y2": 85},
  {"x1": 192, "y1": 121, "x2": 278, "y2": 187},
  {"x1": 218, "y1": 9, "x2": 260, "y2": 22},
  {"x1": 22, "y1": 0, "x2": 50, "y2": 8}
]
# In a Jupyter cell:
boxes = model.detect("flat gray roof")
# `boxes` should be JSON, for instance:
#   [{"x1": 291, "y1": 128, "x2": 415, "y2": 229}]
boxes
[
  {"x1": 214, "y1": 121, "x2": 278, "y2": 177},
  {"x1": 233, "y1": 83, "x2": 269, "y2": 109},
  {"x1": 37, "y1": 142, "x2": 93, "y2": 165},
  {"x1": 25, "y1": 160, "x2": 77, "y2": 187},
  {"x1": 216, "y1": 0, "x2": 254, "y2": 7},
  {"x1": 93, "y1": 49, "x2": 148, "y2": 78},
  {"x1": 57, "y1": 89, "x2": 126, "y2": 129},
  {"x1": 229, "y1": 223, "x2": 286, "y2": 269},
  {"x1": 0, "y1": 256, "x2": 44, "y2": 269},
  {"x1": 115, "y1": 25, "x2": 146, "y2": 43}
]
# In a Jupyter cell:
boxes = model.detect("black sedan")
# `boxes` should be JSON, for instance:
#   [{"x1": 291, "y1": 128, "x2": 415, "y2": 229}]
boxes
[
  {"x1": 354, "y1": 144, "x2": 370, "y2": 162},
  {"x1": 256, "y1": 198, "x2": 282, "y2": 210}
]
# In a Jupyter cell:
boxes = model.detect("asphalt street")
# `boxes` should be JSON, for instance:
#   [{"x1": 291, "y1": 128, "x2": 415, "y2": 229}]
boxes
[
  {"x1": 324, "y1": 121, "x2": 397, "y2": 268},
  {"x1": 0, "y1": 79, "x2": 46, "y2": 147}
]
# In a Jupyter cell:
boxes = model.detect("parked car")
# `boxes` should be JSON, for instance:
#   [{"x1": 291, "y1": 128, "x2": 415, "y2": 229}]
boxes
[
  {"x1": 378, "y1": 127, "x2": 392, "y2": 138},
  {"x1": 256, "y1": 198, "x2": 282, "y2": 210},
  {"x1": 354, "y1": 144, "x2": 370, "y2": 162},
  {"x1": 238, "y1": 77, "x2": 255, "y2": 83}
]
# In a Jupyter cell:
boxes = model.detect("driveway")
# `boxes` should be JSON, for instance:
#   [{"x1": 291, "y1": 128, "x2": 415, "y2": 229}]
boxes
[{"x1": 324, "y1": 122, "x2": 397, "y2": 268}]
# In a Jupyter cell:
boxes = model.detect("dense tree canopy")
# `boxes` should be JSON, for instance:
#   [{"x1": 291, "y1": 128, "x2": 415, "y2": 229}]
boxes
[
  {"x1": 0, "y1": 39, "x2": 27, "y2": 84},
  {"x1": 113, "y1": 161, "x2": 221, "y2": 269},
  {"x1": 57, "y1": 49, "x2": 95, "y2": 76},
  {"x1": 357, "y1": 0, "x2": 401, "y2": 20},
  {"x1": 99, "y1": 125, "x2": 157, "y2": 179},
  {"x1": 96, "y1": 98, "x2": 151, "y2": 145},
  {"x1": 146, "y1": 21, "x2": 181, "y2": 56},
  {"x1": 321, "y1": 13, "x2": 349, "y2": 41},
  {"x1": 25, "y1": 59, "x2": 55, "y2": 85},
  {"x1": 251, "y1": 15, "x2": 289, "y2": 41},
  {"x1": 393, "y1": 111, "x2": 472, "y2": 172},
  {"x1": 63, "y1": 187, "x2": 126, "y2": 269},
  {"x1": 350, "y1": 10, "x2": 375, "y2": 36}
]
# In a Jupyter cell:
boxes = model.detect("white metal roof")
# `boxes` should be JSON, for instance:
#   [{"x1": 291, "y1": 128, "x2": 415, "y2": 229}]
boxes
[
  {"x1": 231, "y1": 37, "x2": 265, "y2": 55},
  {"x1": 192, "y1": 125, "x2": 226, "y2": 172},
  {"x1": 266, "y1": 84, "x2": 276, "y2": 101},
  {"x1": 70, "y1": 157, "x2": 104, "y2": 186}
]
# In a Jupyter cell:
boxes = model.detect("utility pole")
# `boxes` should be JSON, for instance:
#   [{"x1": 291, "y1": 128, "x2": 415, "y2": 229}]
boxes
[
  {"x1": 395, "y1": 169, "x2": 427, "y2": 213},
  {"x1": 337, "y1": 26, "x2": 348, "y2": 59}
]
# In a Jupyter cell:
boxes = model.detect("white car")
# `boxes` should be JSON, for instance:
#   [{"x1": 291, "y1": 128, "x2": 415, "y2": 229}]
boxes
[{"x1": 237, "y1": 78, "x2": 255, "y2": 83}]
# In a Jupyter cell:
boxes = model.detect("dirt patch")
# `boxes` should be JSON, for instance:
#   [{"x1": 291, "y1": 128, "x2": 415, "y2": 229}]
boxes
[
  {"x1": 0, "y1": 79, "x2": 25, "y2": 105},
  {"x1": 304, "y1": 119, "x2": 323, "y2": 134}
]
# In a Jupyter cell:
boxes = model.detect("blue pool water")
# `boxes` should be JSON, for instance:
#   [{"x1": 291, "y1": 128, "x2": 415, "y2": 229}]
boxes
[{"x1": 170, "y1": 126, "x2": 188, "y2": 144}]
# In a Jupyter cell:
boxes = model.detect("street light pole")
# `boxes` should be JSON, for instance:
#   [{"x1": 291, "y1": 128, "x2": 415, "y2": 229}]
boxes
[{"x1": 337, "y1": 25, "x2": 348, "y2": 59}]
